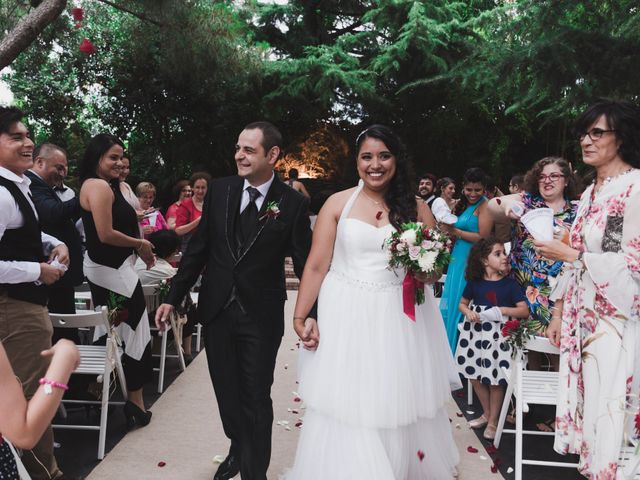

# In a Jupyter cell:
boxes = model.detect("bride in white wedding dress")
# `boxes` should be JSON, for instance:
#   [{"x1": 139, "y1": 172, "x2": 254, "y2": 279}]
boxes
[{"x1": 286, "y1": 125, "x2": 461, "y2": 479}]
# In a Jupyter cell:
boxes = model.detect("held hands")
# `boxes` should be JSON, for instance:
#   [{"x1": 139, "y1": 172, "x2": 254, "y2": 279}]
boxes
[
  {"x1": 294, "y1": 317, "x2": 319, "y2": 351},
  {"x1": 41, "y1": 339, "x2": 80, "y2": 371},
  {"x1": 154, "y1": 303, "x2": 174, "y2": 331}
]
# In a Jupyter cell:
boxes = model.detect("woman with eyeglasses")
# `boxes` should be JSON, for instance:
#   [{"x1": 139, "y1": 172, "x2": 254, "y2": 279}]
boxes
[
  {"x1": 488, "y1": 158, "x2": 579, "y2": 378},
  {"x1": 535, "y1": 100, "x2": 640, "y2": 478},
  {"x1": 165, "y1": 180, "x2": 192, "y2": 230}
]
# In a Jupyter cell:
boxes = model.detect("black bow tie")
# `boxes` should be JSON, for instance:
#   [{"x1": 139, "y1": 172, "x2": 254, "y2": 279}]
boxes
[{"x1": 53, "y1": 185, "x2": 67, "y2": 192}]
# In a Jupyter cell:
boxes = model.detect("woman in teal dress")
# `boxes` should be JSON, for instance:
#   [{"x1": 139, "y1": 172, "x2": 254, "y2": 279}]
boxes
[{"x1": 439, "y1": 168, "x2": 494, "y2": 352}]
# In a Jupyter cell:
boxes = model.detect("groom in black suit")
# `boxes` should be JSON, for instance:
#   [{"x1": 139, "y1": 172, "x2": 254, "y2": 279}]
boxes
[{"x1": 156, "y1": 121, "x2": 316, "y2": 480}]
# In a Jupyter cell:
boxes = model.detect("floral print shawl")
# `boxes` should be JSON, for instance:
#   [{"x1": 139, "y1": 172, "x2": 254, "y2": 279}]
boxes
[{"x1": 551, "y1": 169, "x2": 640, "y2": 479}]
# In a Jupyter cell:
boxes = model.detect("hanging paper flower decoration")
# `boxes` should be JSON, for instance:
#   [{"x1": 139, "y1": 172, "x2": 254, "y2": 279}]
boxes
[
  {"x1": 72, "y1": 7, "x2": 84, "y2": 21},
  {"x1": 79, "y1": 38, "x2": 97, "y2": 55}
]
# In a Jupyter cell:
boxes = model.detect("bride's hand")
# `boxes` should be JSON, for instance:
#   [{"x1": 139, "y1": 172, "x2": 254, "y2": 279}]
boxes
[
  {"x1": 294, "y1": 317, "x2": 320, "y2": 351},
  {"x1": 414, "y1": 270, "x2": 442, "y2": 285}
]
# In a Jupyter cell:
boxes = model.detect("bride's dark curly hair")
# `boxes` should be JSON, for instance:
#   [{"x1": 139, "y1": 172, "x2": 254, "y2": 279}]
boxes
[{"x1": 355, "y1": 124, "x2": 416, "y2": 231}]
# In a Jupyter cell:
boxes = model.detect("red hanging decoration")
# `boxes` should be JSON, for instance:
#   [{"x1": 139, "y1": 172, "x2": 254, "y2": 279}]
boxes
[
  {"x1": 72, "y1": 7, "x2": 84, "y2": 21},
  {"x1": 79, "y1": 38, "x2": 96, "y2": 55}
]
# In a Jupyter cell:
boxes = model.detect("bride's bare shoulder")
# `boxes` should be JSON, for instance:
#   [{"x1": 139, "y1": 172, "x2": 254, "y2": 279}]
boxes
[{"x1": 318, "y1": 187, "x2": 358, "y2": 219}]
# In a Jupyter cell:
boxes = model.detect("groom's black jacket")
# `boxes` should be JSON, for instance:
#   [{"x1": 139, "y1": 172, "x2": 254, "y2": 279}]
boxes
[{"x1": 166, "y1": 175, "x2": 316, "y2": 335}]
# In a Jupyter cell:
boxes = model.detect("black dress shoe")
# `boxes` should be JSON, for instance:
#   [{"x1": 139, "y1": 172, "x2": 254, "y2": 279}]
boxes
[{"x1": 214, "y1": 454, "x2": 240, "y2": 480}]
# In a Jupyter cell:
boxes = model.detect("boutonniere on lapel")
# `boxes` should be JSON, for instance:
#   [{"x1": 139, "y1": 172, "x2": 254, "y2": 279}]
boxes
[{"x1": 259, "y1": 201, "x2": 281, "y2": 221}]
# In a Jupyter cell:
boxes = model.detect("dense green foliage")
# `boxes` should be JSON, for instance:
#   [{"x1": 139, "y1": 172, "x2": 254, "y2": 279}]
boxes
[{"x1": 2, "y1": 0, "x2": 640, "y2": 191}]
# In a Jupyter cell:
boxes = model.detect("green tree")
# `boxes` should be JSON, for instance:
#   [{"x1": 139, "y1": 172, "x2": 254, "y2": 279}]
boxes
[{"x1": 4, "y1": 0, "x2": 264, "y2": 195}]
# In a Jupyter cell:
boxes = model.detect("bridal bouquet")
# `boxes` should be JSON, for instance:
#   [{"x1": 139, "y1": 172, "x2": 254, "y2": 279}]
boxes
[{"x1": 385, "y1": 222, "x2": 452, "y2": 321}]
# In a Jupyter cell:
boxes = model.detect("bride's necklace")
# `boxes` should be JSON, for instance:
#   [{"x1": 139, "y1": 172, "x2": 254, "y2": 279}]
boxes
[{"x1": 362, "y1": 189, "x2": 387, "y2": 220}]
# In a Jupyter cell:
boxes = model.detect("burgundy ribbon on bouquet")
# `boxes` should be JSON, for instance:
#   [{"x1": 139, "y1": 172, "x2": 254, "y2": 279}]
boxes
[{"x1": 402, "y1": 273, "x2": 424, "y2": 322}]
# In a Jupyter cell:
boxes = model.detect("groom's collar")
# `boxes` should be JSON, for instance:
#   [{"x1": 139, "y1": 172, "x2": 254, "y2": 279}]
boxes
[{"x1": 242, "y1": 172, "x2": 275, "y2": 199}]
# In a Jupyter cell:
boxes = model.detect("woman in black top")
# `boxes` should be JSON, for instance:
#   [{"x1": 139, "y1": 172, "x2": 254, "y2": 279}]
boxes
[{"x1": 79, "y1": 134, "x2": 155, "y2": 427}]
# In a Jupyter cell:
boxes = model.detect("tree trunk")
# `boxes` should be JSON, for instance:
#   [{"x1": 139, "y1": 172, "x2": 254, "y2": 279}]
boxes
[{"x1": 0, "y1": 0, "x2": 67, "y2": 70}]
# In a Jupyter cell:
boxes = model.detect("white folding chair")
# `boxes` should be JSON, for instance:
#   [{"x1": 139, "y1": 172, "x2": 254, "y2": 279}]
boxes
[
  {"x1": 494, "y1": 336, "x2": 577, "y2": 479},
  {"x1": 49, "y1": 306, "x2": 127, "y2": 460},
  {"x1": 143, "y1": 285, "x2": 186, "y2": 393}
]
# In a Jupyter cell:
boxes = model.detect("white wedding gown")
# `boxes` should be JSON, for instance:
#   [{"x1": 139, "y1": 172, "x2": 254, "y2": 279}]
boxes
[{"x1": 285, "y1": 184, "x2": 461, "y2": 479}]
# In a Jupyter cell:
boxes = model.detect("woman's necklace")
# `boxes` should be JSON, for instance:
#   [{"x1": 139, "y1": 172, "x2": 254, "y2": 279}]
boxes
[
  {"x1": 361, "y1": 189, "x2": 386, "y2": 220},
  {"x1": 594, "y1": 167, "x2": 635, "y2": 193}
]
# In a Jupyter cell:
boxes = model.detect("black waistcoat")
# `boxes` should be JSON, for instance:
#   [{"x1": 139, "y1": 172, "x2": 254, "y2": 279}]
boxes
[{"x1": 0, "y1": 176, "x2": 48, "y2": 306}]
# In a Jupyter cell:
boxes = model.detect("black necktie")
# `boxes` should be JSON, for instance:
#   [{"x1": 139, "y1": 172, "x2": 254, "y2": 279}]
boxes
[{"x1": 240, "y1": 186, "x2": 261, "y2": 243}]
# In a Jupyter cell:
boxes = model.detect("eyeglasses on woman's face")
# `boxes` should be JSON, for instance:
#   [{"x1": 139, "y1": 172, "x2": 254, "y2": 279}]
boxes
[
  {"x1": 537, "y1": 173, "x2": 565, "y2": 183},
  {"x1": 181, "y1": 188, "x2": 193, "y2": 195},
  {"x1": 579, "y1": 128, "x2": 615, "y2": 142}
]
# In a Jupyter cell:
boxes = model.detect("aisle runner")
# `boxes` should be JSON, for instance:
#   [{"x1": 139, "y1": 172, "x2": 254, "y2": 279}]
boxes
[{"x1": 87, "y1": 292, "x2": 502, "y2": 480}]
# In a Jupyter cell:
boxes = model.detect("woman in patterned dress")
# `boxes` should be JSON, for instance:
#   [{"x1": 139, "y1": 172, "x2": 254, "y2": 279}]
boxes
[
  {"x1": 488, "y1": 157, "x2": 579, "y2": 376},
  {"x1": 540, "y1": 99, "x2": 640, "y2": 479}
]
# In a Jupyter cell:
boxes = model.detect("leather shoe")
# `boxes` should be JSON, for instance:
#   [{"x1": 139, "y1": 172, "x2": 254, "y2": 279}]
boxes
[{"x1": 214, "y1": 454, "x2": 240, "y2": 480}]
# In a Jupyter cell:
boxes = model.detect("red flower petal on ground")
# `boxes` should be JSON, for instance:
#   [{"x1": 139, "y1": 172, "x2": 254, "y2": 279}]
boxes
[
  {"x1": 635, "y1": 413, "x2": 640, "y2": 434},
  {"x1": 295, "y1": 421, "x2": 302, "y2": 427},
  {"x1": 467, "y1": 446, "x2": 478, "y2": 453},
  {"x1": 485, "y1": 445, "x2": 498, "y2": 454},
  {"x1": 417, "y1": 450, "x2": 425, "y2": 461},
  {"x1": 293, "y1": 397, "x2": 301, "y2": 402},
  {"x1": 79, "y1": 38, "x2": 96, "y2": 55},
  {"x1": 490, "y1": 463, "x2": 498, "y2": 473},
  {"x1": 158, "y1": 461, "x2": 166, "y2": 467},
  {"x1": 456, "y1": 412, "x2": 464, "y2": 417},
  {"x1": 72, "y1": 7, "x2": 84, "y2": 21}
]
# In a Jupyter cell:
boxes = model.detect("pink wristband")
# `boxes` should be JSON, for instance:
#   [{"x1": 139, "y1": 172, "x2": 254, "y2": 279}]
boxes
[{"x1": 39, "y1": 378, "x2": 69, "y2": 395}]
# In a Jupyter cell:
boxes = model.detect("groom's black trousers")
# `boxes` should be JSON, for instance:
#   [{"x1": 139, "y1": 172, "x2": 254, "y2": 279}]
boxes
[{"x1": 205, "y1": 301, "x2": 282, "y2": 480}]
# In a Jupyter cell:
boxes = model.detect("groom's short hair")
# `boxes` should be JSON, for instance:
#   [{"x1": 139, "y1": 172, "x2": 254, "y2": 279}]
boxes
[{"x1": 244, "y1": 121, "x2": 282, "y2": 153}]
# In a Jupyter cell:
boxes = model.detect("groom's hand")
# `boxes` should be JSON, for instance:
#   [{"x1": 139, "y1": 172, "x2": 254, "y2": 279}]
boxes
[
  {"x1": 155, "y1": 303, "x2": 174, "y2": 331},
  {"x1": 294, "y1": 317, "x2": 319, "y2": 351}
]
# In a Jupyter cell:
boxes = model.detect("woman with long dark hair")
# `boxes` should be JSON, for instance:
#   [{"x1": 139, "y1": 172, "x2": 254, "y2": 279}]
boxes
[
  {"x1": 79, "y1": 134, "x2": 155, "y2": 428},
  {"x1": 439, "y1": 167, "x2": 494, "y2": 352},
  {"x1": 286, "y1": 125, "x2": 460, "y2": 479}
]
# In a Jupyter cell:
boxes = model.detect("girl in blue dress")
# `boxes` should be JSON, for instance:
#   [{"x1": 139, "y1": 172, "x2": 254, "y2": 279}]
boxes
[
  {"x1": 455, "y1": 238, "x2": 528, "y2": 440},
  {"x1": 439, "y1": 168, "x2": 493, "y2": 352}
]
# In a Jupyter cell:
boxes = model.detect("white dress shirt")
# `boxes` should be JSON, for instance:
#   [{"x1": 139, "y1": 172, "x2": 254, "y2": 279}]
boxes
[
  {"x1": 240, "y1": 173, "x2": 275, "y2": 213},
  {"x1": 0, "y1": 166, "x2": 63, "y2": 284},
  {"x1": 55, "y1": 182, "x2": 77, "y2": 202},
  {"x1": 431, "y1": 197, "x2": 459, "y2": 225}
]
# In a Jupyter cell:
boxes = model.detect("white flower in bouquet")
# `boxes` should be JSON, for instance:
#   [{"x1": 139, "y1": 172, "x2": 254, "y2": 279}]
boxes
[
  {"x1": 408, "y1": 245, "x2": 421, "y2": 261},
  {"x1": 396, "y1": 241, "x2": 408, "y2": 253},
  {"x1": 400, "y1": 228, "x2": 417, "y2": 245},
  {"x1": 418, "y1": 250, "x2": 439, "y2": 273}
]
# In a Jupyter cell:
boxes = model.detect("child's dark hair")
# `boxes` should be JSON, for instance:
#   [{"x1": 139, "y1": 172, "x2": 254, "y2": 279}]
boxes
[
  {"x1": 465, "y1": 237, "x2": 503, "y2": 281},
  {"x1": 147, "y1": 229, "x2": 180, "y2": 259}
]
